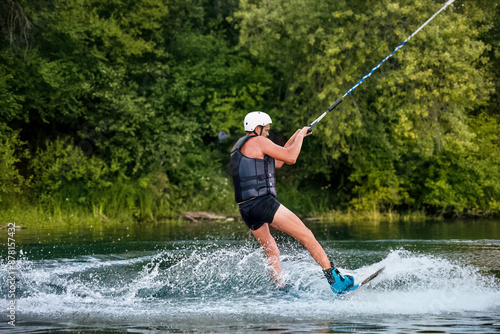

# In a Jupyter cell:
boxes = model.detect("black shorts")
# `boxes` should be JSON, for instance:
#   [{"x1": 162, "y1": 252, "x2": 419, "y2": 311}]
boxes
[{"x1": 238, "y1": 194, "x2": 281, "y2": 231}]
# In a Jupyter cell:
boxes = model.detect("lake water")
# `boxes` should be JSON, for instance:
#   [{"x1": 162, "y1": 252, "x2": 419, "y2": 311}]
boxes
[{"x1": 1, "y1": 218, "x2": 500, "y2": 333}]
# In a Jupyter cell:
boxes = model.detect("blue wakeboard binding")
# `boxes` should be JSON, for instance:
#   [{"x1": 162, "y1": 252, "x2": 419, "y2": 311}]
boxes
[{"x1": 323, "y1": 262, "x2": 355, "y2": 294}]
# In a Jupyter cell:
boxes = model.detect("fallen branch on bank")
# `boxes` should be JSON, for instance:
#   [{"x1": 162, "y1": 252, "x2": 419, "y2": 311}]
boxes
[
  {"x1": 182, "y1": 211, "x2": 226, "y2": 223},
  {"x1": 1, "y1": 224, "x2": 26, "y2": 230},
  {"x1": 304, "y1": 217, "x2": 322, "y2": 221}
]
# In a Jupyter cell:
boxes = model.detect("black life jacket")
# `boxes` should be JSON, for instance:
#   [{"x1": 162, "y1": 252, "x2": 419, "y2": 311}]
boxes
[{"x1": 230, "y1": 135, "x2": 277, "y2": 203}]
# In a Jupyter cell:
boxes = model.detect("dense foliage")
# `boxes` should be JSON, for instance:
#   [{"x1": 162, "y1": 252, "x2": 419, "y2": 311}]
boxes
[{"x1": 1, "y1": 0, "x2": 499, "y2": 220}]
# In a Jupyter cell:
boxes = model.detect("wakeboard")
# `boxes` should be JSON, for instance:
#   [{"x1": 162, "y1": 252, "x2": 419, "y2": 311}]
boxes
[{"x1": 334, "y1": 267, "x2": 385, "y2": 299}]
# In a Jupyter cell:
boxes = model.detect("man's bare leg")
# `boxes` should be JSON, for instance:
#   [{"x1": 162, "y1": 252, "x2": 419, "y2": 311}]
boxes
[
  {"x1": 251, "y1": 223, "x2": 284, "y2": 286},
  {"x1": 270, "y1": 204, "x2": 331, "y2": 270}
]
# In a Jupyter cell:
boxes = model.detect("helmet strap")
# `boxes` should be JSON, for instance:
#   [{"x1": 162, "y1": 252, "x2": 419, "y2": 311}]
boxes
[
  {"x1": 250, "y1": 125, "x2": 265, "y2": 136},
  {"x1": 254, "y1": 125, "x2": 263, "y2": 136}
]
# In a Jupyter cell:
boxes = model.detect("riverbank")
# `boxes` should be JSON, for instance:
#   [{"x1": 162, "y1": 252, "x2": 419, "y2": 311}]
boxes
[{"x1": 3, "y1": 201, "x2": 497, "y2": 231}]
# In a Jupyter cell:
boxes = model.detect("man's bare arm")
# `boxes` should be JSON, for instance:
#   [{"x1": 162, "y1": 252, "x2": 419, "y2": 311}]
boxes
[
  {"x1": 275, "y1": 129, "x2": 301, "y2": 168},
  {"x1": 260, "y1": 127, "x2": 309, "y2": 167}
]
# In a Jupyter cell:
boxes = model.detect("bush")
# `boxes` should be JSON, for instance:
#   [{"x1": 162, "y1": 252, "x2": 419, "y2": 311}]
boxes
[
  {"x1": 0, "y1": 124, "x2": 30, "y2": 203},
  {"x1": 31, "y1": 137, "x2": 110, "y2": 207},
  {"x1": 29, "y1": 137, "x2": 187, "y2": 221}
]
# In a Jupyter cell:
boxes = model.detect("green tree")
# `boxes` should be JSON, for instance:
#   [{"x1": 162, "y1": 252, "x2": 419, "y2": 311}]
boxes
[
  {"x1": 0, "y1": 0, "x2": 271, "y2": 217},
  {"x1": 1, "y1": 0, "x2": 498, "y2": 218},
  {"x1": 0, "y1": 68, "x2": 29, "y2": 203},
  {"x1": 234, "y1": 0, "x2": 498, "y2": 214}
]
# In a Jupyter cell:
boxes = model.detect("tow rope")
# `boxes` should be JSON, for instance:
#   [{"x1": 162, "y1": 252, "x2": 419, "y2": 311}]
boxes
[{"x1": 308, "y1": 0, "x2": 457, "y2": 132}]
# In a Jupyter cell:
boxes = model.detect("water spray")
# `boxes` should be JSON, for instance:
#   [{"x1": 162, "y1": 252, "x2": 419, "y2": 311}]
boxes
[{"x1": 308, "y1": 0, "x2": 456, "y2": 132}]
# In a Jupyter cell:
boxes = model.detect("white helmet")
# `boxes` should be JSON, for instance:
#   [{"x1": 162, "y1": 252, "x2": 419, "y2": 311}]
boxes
[{"x1": 244, "y1": 111, "x2": 272, "y2": 132}]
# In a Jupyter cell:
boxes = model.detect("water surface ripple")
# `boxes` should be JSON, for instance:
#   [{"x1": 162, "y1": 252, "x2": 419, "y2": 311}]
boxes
[{"x1": 1, "y1": 219, "x2": 499, "y2": 333}]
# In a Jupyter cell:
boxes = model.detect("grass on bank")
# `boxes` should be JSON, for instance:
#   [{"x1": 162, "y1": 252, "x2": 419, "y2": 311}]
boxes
[
  {"x1": 318, "y1": 209, "x2": 430, "y2": 223},
  {"x1": 1, "y1": 189, "x2": 432, "y2": 230},
  {"x1": 4, "y1": 173, "x2": 491, "y2": 229},
  {"x1": 0, "y1": 203, "x2": 432, "y2": 230}
]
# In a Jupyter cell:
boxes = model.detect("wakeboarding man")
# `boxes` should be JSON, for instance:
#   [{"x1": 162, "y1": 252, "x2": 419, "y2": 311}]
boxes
[{"x1": 230, "y1": 111, "x2": 355, "y2": 294}]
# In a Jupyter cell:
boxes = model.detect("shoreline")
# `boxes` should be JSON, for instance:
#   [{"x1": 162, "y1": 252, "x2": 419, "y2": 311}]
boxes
[{"x1": 2, "y1": 203, "x2": 498, "y2": 229}]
